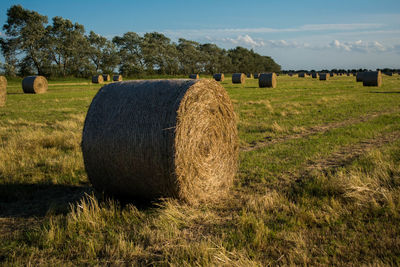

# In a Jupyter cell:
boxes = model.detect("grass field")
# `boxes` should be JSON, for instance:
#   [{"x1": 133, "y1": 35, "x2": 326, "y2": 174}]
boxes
[{"x1": 1, "y1": 74, "x2": 400, "y2": 265}]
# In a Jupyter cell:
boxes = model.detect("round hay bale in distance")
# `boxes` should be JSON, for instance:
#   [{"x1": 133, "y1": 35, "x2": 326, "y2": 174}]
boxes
[
  {"x1": 232, "y1": 73, "x2": 245, "y2": 84},
  {"x1": 253, "y1": 73, "x2": 260, "y2": 79},
  {"x1": 298, "y1": 72, "x2": 306, "y2": 78},
  {"x1": 82, "y1": 79, "x2": 238, "y2": 204},
  {"x1": 258, "y1": 73, "x2": 277, "y2": 88},
  {"x1": 311, "y1": 73, "x2": 318, "y2": 78},
  {"x1": 92, "y1": 75, "x2": 104, "y2": 84},
  {"x1": 362, "y1": 71, "x2": 382, "y2": 87},
  {"x1": 0, "y1": 76, "x2": 7, "y2": 107},
  {"x1": 356, "y1": 72, "x2": 364, "y2": 82},
  {"x1": 189, "y1": 74, "x2": 199, "y2": 79},
  {"x1": 246, "y1": 73, "x2": 253, "y2": 78},
  {"x1": 113, "y1": 75, "x2": 123, "y2": 81},
  {"x1": 319, "y1": 73, "x2": 330, "y2": 81},
  {"x1": 102, "y1": 74, "x2": 110, "y2": 81},
  {"x1": 213, "y1": 73, "x2": 224, "y2": 82},
  {"x1": 22, "y1": 76, "x2": 48, "y2": 94}
]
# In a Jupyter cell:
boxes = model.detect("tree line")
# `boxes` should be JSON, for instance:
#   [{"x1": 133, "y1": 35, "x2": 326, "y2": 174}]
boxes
[{"x1": 0, "y1": 5, "x2": 281, "y2": 78}]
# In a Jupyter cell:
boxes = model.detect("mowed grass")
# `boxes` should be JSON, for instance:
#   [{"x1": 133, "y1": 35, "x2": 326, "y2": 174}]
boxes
[{"x1": 1, "y1": 75, "x2": 400, "y2": 265}]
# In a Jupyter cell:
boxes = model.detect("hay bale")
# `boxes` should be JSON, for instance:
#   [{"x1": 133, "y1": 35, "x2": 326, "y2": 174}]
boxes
[
  {"x1": 246, "y1": 73, "x2": 253, "y2": 78},
  {"x1": 363, "y1": 71, "x2": 382, "y2": 87},
  {"x1": 113, "y1": 75, "x2": 123, "y2": 81},
  {"x1": 319, "y1": 73, "x2": 330, "y2": 81},
  {"x1": 253, "y1": 73, "x2": 260, "y2": 79},
  {"x1": 298, "y1": 72, "x2": 306, "y2": 78},
  {"x1": 258, "y1": 73, "x2": 277, "y2": 88},
  {"x1": 356, "y1": 72, "x2": 364, "y2": 82},
  {"x1": 82, "y1": 79, "x2": 238, "y2": 204},
  {"x1": 22, "y1": 76, "x2": 48, "y2": 94},
  {"x1": 189, "y1": 74, "x2": 199, "y2": 79},
  {"x1": 311, "y1": 73, "x2": 318, "y2": 78},
  {"x1": 92, "y1": 75, "x2": 104, "y2": 84},
  {"x1": 213, "y1": 73, "x2": 224, "y2": 82},
  {"x1": 0, "y1": 76, "x2": 7, "y2": 107},
  {"x1": 102, "y1": 74, "x2": 110, "y2": 81},
  {"x1": 384, "y1": 72, "x2": 392, "y2": 76},
  {"x1": 232, "y1": 73, "x2": 245, "y2": 84}
]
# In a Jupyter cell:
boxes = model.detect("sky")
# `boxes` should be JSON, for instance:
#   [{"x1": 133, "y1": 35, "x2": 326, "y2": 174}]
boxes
[{"x1": 0, "y1": 0, "x2": 400, "y2": 70}]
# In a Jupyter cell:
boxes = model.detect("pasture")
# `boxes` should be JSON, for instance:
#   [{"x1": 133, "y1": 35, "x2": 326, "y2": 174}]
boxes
[{"x1": 1, "y1": 75, "x2": 400, "y2": 265}]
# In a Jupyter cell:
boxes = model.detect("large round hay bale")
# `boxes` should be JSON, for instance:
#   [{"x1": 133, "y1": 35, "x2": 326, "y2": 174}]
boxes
[
  {"x1": 189, "y1": 74, "x2": 199, "y2": 79},
  {"x1": 113, "y1": 75, "x2": 123, "y2": 82},
  {"x1": 356, "y1": 72, "x2": 364, "y2": 82},
  {"x1": 22, "y1": 76, "x2": 48, "y2": 94},
  {"x1": 232, "y1": 73, "x2": 245, "y2": 84},
  {"x1": 102, "y1": 74, "x2": 110, "y2": 81},
  {"x1": 319, "y1": 73, "x2": 330, "y2": 81},
  {"x1": 258, "y1": 73, "x2": 277, "y2": 88},
  {"x1": 92, "y1": 75, "x2": 104, "y2": 84},
  {"x1": 311, "y1": 73, "x2": 318, "y2": 78},
  {"x1": 0, "y1": 76, "x2": 7, "y2": 107},
  {"x1": 213, "y1": 73, "x2": 224, "y2": 82},
  {"x1": 363, "y1": 71, "x2": 382, "y2": 87},
  {"x1": 82, "y1": 79, "x2": 238, "y2": 204}
]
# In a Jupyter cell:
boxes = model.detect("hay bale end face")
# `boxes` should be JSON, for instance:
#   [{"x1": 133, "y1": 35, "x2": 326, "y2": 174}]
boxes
[
  {"x1": 258, "y1": 73, "x2": 277, "y2": 88},
  {"x1": 22, "y1": 76, "x2": 48, "y2": 94},
  {"x1": 92, "y1": 75, "x2": 104, "y2": 84},
  {"x1": 0, "y1": 76, "x2": 7, "y2": 107},
  {"x1": 356, "y1": 72, "x2": 364, "y2": 82},
  {"x1": 189, "y1": 74, "x2": 199, "y2": 79},
  {"x1": 363, "y1": 71, "x2": 382, "y2": 87},
  {"x1": 113, "y1": 75, "x2": 123, "y2": 82},
  {"x1": 82, "y1": 79, "x2": 238, "y2": 204},
  {"x1": 232, "y1": 73, "x2": 245, "y2": 84},
  {"x1": 319, "y1": 73, "x2": 330, "y2": 81},
  {"x1": 213, "y1": 73, "x2": 224, "y2": 82},
  {"x1": 102, "y1": 74, "x2": 110, "y2": 81}
]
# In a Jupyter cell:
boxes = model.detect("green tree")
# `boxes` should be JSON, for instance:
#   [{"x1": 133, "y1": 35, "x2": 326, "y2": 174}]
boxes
[
  {"x1": 113, "y1": 32, "x2": 144, "y2": 76},
  {"x1": 87, "y1": 31, "x2": 119, "y2": 74},
  {"x1": 177, "y1": 38, "x2": 202, "y2": 74}
]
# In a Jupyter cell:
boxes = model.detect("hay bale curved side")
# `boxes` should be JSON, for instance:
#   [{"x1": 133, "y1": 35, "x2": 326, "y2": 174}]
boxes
[
  {"x1": 319, "y1": 73, "x2": 330, "y2": 81},
  {"x1": 113, "y1": 75, "x2": 123, "y2": 81},
  {"x1": 258, "y1": 73, "x2": 277, "y2": 88},
  {"x1": 189, "y1": 74, "x2": 199, "y2": 79},
  {"x1": 82, "y1": 79, "x2": 238, "y2": 204},
  {"x1": 356, "y1": 72, "x2": 364, "y2": 82},
  {"x1": 213, "y1": 73, "x2": 224, "y2": 82},
  {"x1": 0, "y1": 76, "x2": 7, "y2": 106},
  {"x1": 22, "y1": 76, "x2": 48, "y2": 94},
  {"x1": 102, "y1": 74, "x2": 110, "y2": 81},
  {"x1": 311, "y1": 73, "x2": 318, "y2": 78},
  {"x1": 232, "y1": 73, "x2": 245, "y2": 84},
  {"x1": 92, "y1": 75, "x2": 104, "y2": 84},
  {"x1": 363, "y1": 71, "x2": 382, "y2": 87}
]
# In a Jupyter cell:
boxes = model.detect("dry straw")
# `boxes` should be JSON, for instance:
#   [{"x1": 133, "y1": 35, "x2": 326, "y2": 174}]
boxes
[
  {"x1": 0, "y1": 76, "x2": 6, "y2": 106},
  {"x1": 356, "y1": 72, "x2": 364, "y2": 82},
  {"x1": 22, "y1": 76, "x2": 48, "y2": 94},
  {"x1": 113, "y1": 75, "x2": 123, "y2": 81},
  {"x1": 92, "y1": 75, "x2": 104, "y2": 84},
  {"x1": 102, "y1": 74, "x2": 110, "y2": 81},
  {"x1": 232, "y1": 73, "x2": 245, "y2": 84},
  {"x1": 363, "y1": 71, "x2": 382, "y2": 87},
  {"x1": 319, "y1": 73, "x2": 330, "y2": 81},
  {"x1": 258, "y1": 73, "x2": 277, "y2": 88},
  {"x1": 213, "y1": 73, "x2": 224, "y2": 82},
  {"x1": 189, "y1": 74, "x2": 199, "y2": 79},
  {"x1": 82, "y1": 79, "x2": 238, "y2": 205}
]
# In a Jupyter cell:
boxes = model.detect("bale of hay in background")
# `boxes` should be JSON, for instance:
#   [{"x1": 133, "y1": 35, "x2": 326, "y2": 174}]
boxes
[
  {"x1": 356, "y1": 72, "x2": 364, "y2": 82},
  {"x1": 363, "y1": 71, "x2": 382, "y2": 87},
  {"x1": 311, "y1": 73, "x2": 318, "y2": 78},
  {"x1": 258, "y1": 73, "x2": 277, "y2": 88},
  {"x1": 102, "y1": 74, "x2": 110, "y2": 81},
  {"x1": 213, "y1": 73, "x2": 224, "y2": 82},
  {"x1": 0, "y1": 76, "x2": 7, "y2": 107},
  {"x1": 232, "y1": 73, "x2": 245, "y2": 84},
  {"x1": 22, "y1": 76, "x2": 48, "y2": 94},
  {"x1": 113, "y1": 75, "x2": 123, "y2": 81},
  {"x1": 189, "y1": 74, "x2": 199, "y2": 79},
  {"x1": 319, "y1": 73, "x2": 330, "y2": 81},
  {"x1": 82, "y1": 79, "x2": 238, "y2": 204},
  {"x1": 384, "y1": 72, "x2": 392, "y2": 76},
  {"x1": 254, "y1": 73, "x2": 260, "y2": 79},
  {"x1": 92, "y1": 75, "x2": 104, "y2": 84},
  {"x1": 299, "y1": 72, "x2": 306, "y2": 78},
  {"x1": 246, "y1": 73, "x2": 253, "y2": 78}
]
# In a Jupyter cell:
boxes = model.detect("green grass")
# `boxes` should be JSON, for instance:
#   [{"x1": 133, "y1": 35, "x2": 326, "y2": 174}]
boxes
[{"x1": 1, "y1": 75, "x2": 400, "y2": 265}]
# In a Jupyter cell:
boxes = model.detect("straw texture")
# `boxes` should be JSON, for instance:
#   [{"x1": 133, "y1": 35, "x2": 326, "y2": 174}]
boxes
[
  {"x1": 82, "y1": 79, "x2": 238, "y2": 205},
  {"x1": 92, "y1": 75, "x2": 104, "y2": 84},
  {"x1": 113, "y1": 75, "x2": 123, "y2": 81},
  {"x1": 232, "y1": 73, "x2": 245, "y2": 84},
  {"x1": 0, "y1": 76, "x2": 6, "y2": 107},
  {"x1": 258, "y1": 73, "x2": 277, "y2": 88},
  {"x1": 213, "y1": 73, "x2": 224, "y2": 82},
  {"x1": 319, "y1": 73, "x2": 330, "y2": 81},
  {"x1": 189, "y1": 74, "x2": 199, "y2": 79},
  {"x1": 22, "y1": 76, "x2": 48, "y2": 94},
  {"x1": 363, "y1": 71, "x2": 382, "y2": 87}
]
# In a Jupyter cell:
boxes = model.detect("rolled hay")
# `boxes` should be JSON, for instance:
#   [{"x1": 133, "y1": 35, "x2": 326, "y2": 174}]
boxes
[
  {"x1": 362, "y1": 71, "x2": 382, "y2": 87},
  {"x1": 298, "y1": 72, "x2": 306, "y2": 78},
  {"x1": 113, "y1": 75, "x2": 123, "y2": 82},
  {"x1": 232, "y1": 73, "x2": 245, "y2": 84},
  {"x1": 258, "y1": 73, "x2": 277, "y2": 88},
  {"x1": 384, "y1": 72, "x2": 392, "y2": 76},
  {"x1": 189, "y1": 74, "x2": 199, "y2": 79},
  {"x1": 82, "y1": 79, "x2": 238, "y2": 204},
  {"x1": 254, "y1": 73, "x2": 260, "y2": 79},
  {"x1": 92, "y1": 75, "x2": 104, "y2": 84},
  {"x1": 246, "y1": 73, "x2": 253, "y2": 78},
  {"x1": 0, "y1": 76, "x2": 7, "y2": 107},
  {"x1": 311, "y1": 73, "x2": 319, "y2": 78},
  {"x1": 356, "y1": 72, "x2": 364, "y2": 82},
  {"x1": 213, "y1": 73, "x2": 224, "y2": 82},
  {"x1": 22, "y1": 76, "x2": 48, "y2": 94},
  {"x1": 102, "y1": 74, "x2": 110, "y2": 82},
  {"x1": 319, "y1": 73, "x2": 330, "y2": 81}
]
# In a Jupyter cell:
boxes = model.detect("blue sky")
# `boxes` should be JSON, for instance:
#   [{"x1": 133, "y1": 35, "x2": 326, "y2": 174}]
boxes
[{"x1": 1, "y1": 0, "x2": 400, "y2": 70}]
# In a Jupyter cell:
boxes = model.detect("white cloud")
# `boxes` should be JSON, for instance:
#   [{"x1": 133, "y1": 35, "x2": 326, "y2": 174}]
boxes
[
  {"x1": 222, "y1": 35, "x2": 265, "y2": 47},
  {"x1": 328, "y1": 39, "x2": 388, "y2": 53}
]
